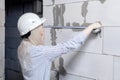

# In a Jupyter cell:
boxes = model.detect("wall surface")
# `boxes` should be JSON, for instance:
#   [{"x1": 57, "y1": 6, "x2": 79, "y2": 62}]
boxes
[
  {"x1": 0, "y1": 0, "x2": 5, "y2": 80},
  {"x1": 43, "y1": 0, "x2": 120, "y2": 80}
]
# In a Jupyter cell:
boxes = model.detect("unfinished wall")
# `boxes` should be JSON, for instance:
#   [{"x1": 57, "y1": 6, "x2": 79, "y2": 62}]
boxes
[
  {"x1": 0, "y1": 0, "x2": 5, "y2": 80},
  {"x1": 43, "y1": 0, "x2": 120, "y2": 80}
]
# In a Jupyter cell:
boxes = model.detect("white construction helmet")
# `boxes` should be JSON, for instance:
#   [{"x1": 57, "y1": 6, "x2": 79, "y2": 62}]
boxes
[{"x1": 17, "y1": 13, "x2": 46, "y2": 35}]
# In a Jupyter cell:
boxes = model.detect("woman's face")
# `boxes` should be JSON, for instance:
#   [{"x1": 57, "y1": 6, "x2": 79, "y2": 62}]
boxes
[
  {"x1": 39, "y1": 25, "x2": 45, "y2": 41},
  {"x1": 34, "y1": 25, "x2": 45, "y2": 43},
  {"x1": 29, "y1": 25, "x2": 45, "y2": 45}
]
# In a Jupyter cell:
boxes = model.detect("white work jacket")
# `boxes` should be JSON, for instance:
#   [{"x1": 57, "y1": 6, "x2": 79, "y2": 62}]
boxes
[{"x1": 17, "y1": 32, "x2": 87, "y2": 80}]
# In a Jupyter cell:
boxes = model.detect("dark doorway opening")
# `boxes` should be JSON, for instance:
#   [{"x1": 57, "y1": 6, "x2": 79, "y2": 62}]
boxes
[{"x1": 5, "y1": 0, "x2": 43, "y2": 80}]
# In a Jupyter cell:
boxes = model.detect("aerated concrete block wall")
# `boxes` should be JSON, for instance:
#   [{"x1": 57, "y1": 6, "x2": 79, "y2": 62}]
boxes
[
  {"x1": 0, "y1": 0, "x2": 5, "y2": 80},
  {"x1": 43, "y1": 0, "x2": 120, "y2": 80}
]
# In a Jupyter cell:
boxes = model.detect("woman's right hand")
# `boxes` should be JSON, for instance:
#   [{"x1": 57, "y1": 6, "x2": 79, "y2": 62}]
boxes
[
  {"x1": 82, "y1": 22, "x2": 102, "y2": 36},
  {"x1": 89, "y1": 22, "x2": 102, "y2": 29}
]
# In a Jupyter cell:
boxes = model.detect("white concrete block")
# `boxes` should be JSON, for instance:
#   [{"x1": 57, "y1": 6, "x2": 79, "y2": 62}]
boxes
[
  {"x1": 87, "y1": 0, "x2": 120, "y2": 26},
  {"x1": 55, "y1": 29, "x2": 102, "y2": 54},
  {"x1": 55, "y1": 52, "x2": 113, "y2": 80},
  {"x1": 0, "y1": 0, "x2": 5, "y2": 10},
  {"x1": 86, "y1": 1, "x2": 104, "y2": 24},
  {"x1": 80, "y1": 33, "x2": 102, "y2": 54},
  {"x1": 103, "y1": 27, "x2": 120, "y2": 56},
  {"x1": 0, "y1": 27, "x2": 5, "y2": 43},
  {"x1": 43, "y1": 6, "x2": 54, "y2": 26},
  {"x1": 63, "y1": 2, "x2": 84, "y2": 26},
  {"x1": 0, "y1": 10, "x2": 5, "y2": 26},
  {"x1": 43, "y1": 0, "x2": 53, "y2": 6},
  {"x1": 114, "y1": 57, "x2": 120, "y2": 80},
  {"x1": 59, "y1": 73, "x2": 95, "y2": 80},
  {"x1": 56, "y1": 29, "x2": 79, "y2": 43}
]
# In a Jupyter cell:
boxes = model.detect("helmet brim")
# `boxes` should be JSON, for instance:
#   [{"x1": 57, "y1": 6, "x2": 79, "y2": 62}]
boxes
[{"x1": 29, "y1": 17, "x2": 46, "y2": 32}]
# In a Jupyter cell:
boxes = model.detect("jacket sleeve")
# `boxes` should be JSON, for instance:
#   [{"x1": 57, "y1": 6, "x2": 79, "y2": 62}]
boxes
[{"x1": 44, "y1": 32, "x2": 87, "y2": 61}]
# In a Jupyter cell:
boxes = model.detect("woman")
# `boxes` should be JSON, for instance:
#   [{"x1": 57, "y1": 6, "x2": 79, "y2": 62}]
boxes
[{"x1": 17, "y1": 13, "x2": 102, "y2": 80}]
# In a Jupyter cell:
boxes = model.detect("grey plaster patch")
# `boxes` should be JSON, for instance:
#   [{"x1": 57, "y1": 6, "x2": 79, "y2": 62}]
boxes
[
  {"x1": 60, "y1": 4, "x2": 65, "y2": 26},
  {"x1": 81, "y1": 1, "x2": 90, "y2": 27},
  {"x1": 52, "y1": 5, "x2": 66, "y2": 80},
  {"x1": 51, "y1": 62, "x2": 56, "y2": 70},
  {"x1": 52, "y1": 0, "x2": 55, "y2": 5},
  {"x1": 81, "y1": 1, "x2": 88, "y2": 22},
  {"x1": 53, "y1": 5, "x2": 59, "y2": 26},
  {"x1": 50, "y1": 28, "x2": 57, "y2": 45},
  {"x1": 81, "y1": 23, "x2": 91, "y2": 27},
  {"x1": 99, "y1": 0, "x2": 106, "y2": 4},
  {"x1": 59, "y1": 57, "x2": 67, "y2": 76},
  {"x1": 50, "y1": 28, "x2": 57, "y2": 80},
  {"x1": 72, "y1": 22, "x2": 81, "y2": 32},
  {"x1": 66, "y1": 22, "x2": 70, "y2": 26},
  {"x1": 53, "y1": 4, "x2": 65, "y2": 26},
  {"x1": 50, "y1": 70, "x2": 57, "y2": 80}
]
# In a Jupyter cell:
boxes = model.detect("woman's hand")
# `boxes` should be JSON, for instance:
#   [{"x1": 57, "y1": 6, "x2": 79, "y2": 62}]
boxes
[
  {"x1": 82, "y1": 22, "x2": 102, "y2": 36},
  {"x1": 89, "y1": 22, "x2": 102, "y2": 29}
]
